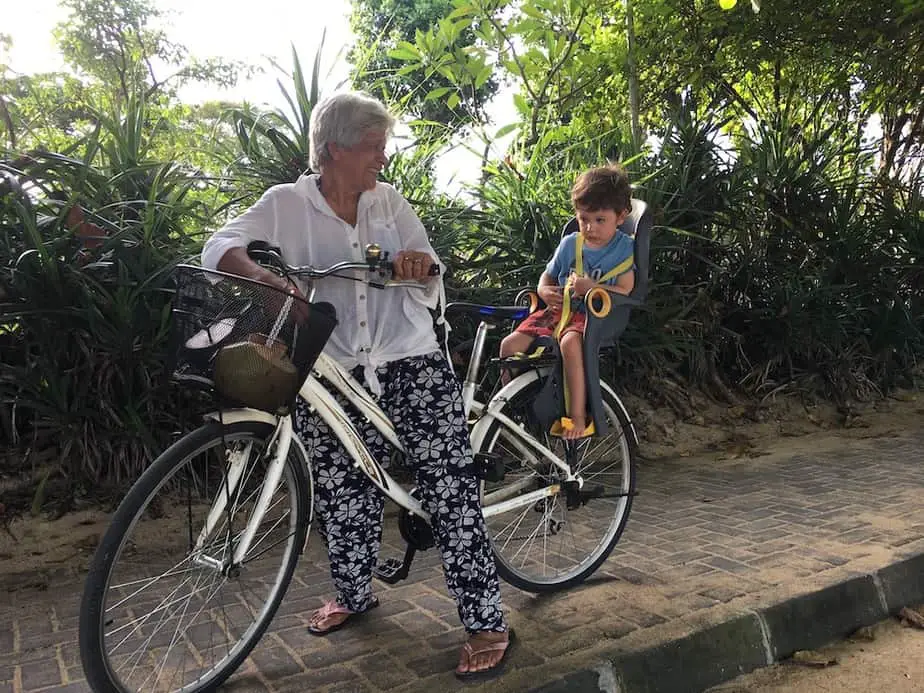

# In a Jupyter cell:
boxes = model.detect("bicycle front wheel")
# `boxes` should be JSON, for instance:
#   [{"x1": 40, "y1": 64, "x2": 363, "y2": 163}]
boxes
[
  {"x1": 478, "y1": 375, "x2": 636, "y2": 592},
  {"x1": 79, "y1": 420, "x2": 311, "y2": 693}
]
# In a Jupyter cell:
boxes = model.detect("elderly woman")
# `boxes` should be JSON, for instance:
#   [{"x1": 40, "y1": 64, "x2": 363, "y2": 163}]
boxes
[{"x1": 201, "y1": 91, "x2": 512, "y2": 679}]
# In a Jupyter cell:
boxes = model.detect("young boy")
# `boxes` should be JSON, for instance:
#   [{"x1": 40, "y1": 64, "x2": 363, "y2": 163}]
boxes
[{"x1": 499, "y1": 164, "x2": 636, "y2": 439}]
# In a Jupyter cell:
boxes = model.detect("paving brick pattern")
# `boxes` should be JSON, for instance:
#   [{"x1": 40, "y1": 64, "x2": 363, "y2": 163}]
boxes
[{"x1": 2, "y1": 430, "x2": 923, "y2": 693}]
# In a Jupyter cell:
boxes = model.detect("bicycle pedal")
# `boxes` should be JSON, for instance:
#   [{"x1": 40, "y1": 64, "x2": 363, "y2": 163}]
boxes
[
  {"x1": 373, "y1": 545, "x2": 416, "y2": 585},
  {"x1": 563, "y1": 480, "x2": 582, "y2": 510},
  {"x1": 373, "y1": 558, "x2": 407, "y2": 584}
]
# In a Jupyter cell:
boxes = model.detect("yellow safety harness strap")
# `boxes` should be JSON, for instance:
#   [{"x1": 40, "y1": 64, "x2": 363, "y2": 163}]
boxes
[
  {"x1": 551, "y1": 233, "x2": 634, "y2": 433},
  {"x1": 553, "y1": 234, "x2": 634, "y2": 339}
]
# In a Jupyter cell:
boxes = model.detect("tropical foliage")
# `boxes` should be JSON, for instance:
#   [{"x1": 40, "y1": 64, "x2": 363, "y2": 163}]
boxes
[
  {"x1": 1, "y1": 0, "x2": 921, "y2": 501},
  {"x1": 349, "y1": 0, "x2": 498, "y2": 127}
]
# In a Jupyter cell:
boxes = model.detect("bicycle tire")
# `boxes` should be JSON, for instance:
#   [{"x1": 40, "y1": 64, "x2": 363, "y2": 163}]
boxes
[
  {"x1": 477, "y1": 374, "x2": 637, "y2": 592},
  {"x1": 79, "y1": 420, "x2": 311, "y2": 693}
]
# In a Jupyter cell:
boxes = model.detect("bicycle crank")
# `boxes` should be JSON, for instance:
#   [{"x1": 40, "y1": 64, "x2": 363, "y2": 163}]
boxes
[{"x1": 374, "y1": 489, "x2": 435, "y2": 585}]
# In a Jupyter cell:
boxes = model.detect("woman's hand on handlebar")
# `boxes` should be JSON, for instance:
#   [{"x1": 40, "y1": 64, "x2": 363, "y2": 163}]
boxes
[
  {"x1": 393, "y1": 250, "x2": 437, "y2": 282},
  {"x1": 261, "y1": 270, "x2": 297, "y2": 296},
  {"x1": 266, "y1": 274, "x2": 311, "y2": 323},
  {"x1": 218, "y1": 247, "x2": 310, "y2": 322}
]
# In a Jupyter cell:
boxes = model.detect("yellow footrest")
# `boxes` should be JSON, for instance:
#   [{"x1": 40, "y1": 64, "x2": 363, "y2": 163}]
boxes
[{"x1": 549, "y1": 417, "x2": 596, "y2": 438}]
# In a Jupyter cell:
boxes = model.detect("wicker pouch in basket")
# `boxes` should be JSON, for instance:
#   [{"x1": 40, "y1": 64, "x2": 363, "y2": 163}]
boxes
[{"x1": 213, "y1": 333, "x2": 300, "y2": 414}]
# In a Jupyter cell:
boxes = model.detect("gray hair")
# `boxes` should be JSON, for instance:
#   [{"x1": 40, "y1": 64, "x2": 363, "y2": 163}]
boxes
[{"x1": 309, "y1": 91, "x2": 396, "y2": 171}]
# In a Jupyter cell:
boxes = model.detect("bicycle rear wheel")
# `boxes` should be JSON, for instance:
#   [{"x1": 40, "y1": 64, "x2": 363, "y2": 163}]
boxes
[
  {"x1": 79, "y1": 420, "x2": 311, "y2": 693},
  {"x1": 477, "y1": 375, "x2": 636, "y2": 592}
]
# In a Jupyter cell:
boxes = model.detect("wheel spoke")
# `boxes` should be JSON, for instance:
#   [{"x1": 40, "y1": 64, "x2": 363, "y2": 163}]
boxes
[
  {"x1": 109, "y1": 576, "x2": 197, "y2": 644},
  {"x1": 80, "y1": 422, "x2": 308, "y2": 693},
  {"x1": 108, "y1": 559, "x2": 204, "y2": 612},
  {"x1": 478, "y1": 379, "x2": 635, "y2": 591}
]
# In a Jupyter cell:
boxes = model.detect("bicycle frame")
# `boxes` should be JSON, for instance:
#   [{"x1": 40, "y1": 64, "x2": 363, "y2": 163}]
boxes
[
  {"x1": 461, "y1": 320, "x2": 589, "y2": 473},
  {"x1": 196, "y1": 355, "x2": 425, "y2": 566},
  {"x1": 197, "y1": 316, "x2": 605, "y2": 566}
]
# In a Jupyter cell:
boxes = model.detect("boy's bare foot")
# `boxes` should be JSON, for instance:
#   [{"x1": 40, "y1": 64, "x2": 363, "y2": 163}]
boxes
[
  {"x1": 455, "y1": 630, "x2": 511, "y2": 678},
  {"x1": 562, "y1": 416, "x2": 592, "y2": 439}
]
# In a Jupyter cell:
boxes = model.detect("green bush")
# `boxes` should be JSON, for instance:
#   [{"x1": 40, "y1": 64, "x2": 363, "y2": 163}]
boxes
[
  {"x1": 1, "y1": 69, "x2": 921, "y2": 498},
  {"x1": 0, "y1": 99, "x2": 210, "y2": 500},
  {"x1": 453, "y1": 106, "x2": 923, "y2": 402}
]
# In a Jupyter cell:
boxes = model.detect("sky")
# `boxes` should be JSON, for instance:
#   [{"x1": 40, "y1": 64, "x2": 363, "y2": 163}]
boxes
[
  {"x1": 2, "y1": 0, "x2": 509, "y2": 192},
  {"x1": 3, "y1": 0, "x2": 355, "y2": 107}
]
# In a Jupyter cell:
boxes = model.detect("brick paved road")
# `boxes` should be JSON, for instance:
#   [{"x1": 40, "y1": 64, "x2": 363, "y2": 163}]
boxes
[{"x1": 2, "y1": 429, "x2": 923, "y2": 693}]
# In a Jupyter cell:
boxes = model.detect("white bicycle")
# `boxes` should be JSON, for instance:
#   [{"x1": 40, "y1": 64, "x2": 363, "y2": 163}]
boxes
[{"x1": 78, "y1": 243, "x2": 637, "y2": 693}]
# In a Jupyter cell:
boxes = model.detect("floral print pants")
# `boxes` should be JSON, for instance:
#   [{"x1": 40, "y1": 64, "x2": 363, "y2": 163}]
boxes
[{"x1": 294, "y1": 351, "x2": 507, "y2": 633}]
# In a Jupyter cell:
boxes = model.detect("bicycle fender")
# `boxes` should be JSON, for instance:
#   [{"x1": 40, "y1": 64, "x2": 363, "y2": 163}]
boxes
[
  {"x1": 203, "y1": 408, "x2": 314, "y2": 474},
  {"x1": 203, "y1": 407, "x2": 311, "y2": 462},
  {"x1": 469, "y1": 373, "x2": 640, "y2": 452},
  {"x1": 203, "y1": 408, "x2": 278, "y2": 426},
  {"x1": 469, "y1": 370, "x2": 544, "y2": 452},
  {"x1": 599, "y1": 382, "x2": 641, "y2": 450}
]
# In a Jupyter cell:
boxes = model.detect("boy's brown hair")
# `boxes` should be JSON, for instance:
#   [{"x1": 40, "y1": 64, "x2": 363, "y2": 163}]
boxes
[{"x1": 571, "y1": 164, "x2": 632, "y2": 213}]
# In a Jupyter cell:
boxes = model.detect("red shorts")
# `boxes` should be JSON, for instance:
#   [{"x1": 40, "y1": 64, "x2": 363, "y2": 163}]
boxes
[{"x1": 514, "y1": 306, "x2": 586, "y2": 339}]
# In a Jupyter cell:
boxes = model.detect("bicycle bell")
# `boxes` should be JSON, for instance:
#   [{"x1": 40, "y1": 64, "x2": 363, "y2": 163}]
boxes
[{"x1": 365, "y1": 243, "x2": 382, "y2": 265}]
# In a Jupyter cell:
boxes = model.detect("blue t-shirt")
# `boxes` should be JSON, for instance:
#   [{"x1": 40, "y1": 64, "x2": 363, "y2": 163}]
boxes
[{"x1": 546, "y1": 230, "x2": 635, "y2": 288}]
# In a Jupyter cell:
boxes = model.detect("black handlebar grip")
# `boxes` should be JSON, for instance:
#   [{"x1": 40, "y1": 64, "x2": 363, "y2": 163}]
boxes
[
  {"x1": 386, "y1": 261, "x2": 441, "y2": 276},
  {"x1": 246, "y1": 241, "x2": 287, "y2": 271},
  {"x1": 246, "y1": 240, "x2": 282, "y2": 255}
]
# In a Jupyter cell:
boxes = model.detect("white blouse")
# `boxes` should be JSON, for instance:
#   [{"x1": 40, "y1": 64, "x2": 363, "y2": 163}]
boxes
[{"x1": 201, "y1": 173, "x2": 446, "y2": 394}]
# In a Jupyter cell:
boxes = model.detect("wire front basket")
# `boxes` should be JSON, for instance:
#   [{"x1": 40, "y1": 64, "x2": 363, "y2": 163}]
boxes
[{"x1": 170, "y1": 265, "x2": 337, "y2": 414}]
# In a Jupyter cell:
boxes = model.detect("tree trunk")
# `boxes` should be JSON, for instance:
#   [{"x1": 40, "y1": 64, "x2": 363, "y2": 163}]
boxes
[
  {"x1": 879, "y1": 108, "x2": 907, "y2": 181},
  {"x1": 625, "y1": 0, "x2": 643, "y2": 148}
]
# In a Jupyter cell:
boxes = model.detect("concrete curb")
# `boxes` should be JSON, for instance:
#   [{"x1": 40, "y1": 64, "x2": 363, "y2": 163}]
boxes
[{"x1": 530, "y1": 551, "x2": 924, "y2": 693}]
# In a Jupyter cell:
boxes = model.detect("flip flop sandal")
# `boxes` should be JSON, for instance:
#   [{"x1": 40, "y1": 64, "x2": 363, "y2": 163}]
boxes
[
  {"x1": 307, "y1": 597, "x2": 380, "y2": 636},
  {"x1": 454, "y1": 629, "x2": 517, "y2": 682}
]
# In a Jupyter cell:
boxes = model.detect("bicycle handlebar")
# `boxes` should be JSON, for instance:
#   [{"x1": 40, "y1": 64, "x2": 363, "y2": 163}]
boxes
[{"x1": 246, "y1": 241, "x2": 439, "y2": 290}]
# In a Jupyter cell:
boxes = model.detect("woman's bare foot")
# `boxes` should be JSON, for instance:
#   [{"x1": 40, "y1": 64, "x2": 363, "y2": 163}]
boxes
[
  {"x1": 307, "y1": 597, "x2": 379, "y2": 636},
  {"x1": 308, "y1": 601, "x2": 351, "y2": 632},
  {"x1": 455, "y1": 630, "x2": 510, "y2": 676}
]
